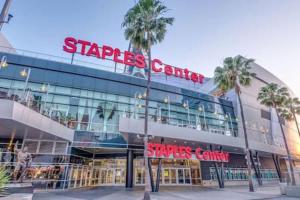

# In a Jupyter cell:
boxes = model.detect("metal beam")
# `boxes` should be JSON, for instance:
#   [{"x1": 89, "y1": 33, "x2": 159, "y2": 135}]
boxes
[{"x1": 272, "y1": 154, "x2": 282, "y2": 182}]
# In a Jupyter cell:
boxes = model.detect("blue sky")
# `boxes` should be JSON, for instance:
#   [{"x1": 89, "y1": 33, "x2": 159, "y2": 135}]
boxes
[{"x1": 2, "y1": 0, "x2": 300, "y2": 96}]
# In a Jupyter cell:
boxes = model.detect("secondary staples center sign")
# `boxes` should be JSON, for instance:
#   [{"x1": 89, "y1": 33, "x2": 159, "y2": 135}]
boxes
[
  {"x1": 63, "y1": 37, "x2": 205, "y2": 84},
  {"x1": 148, "y1": 143, "x2": 229, "y2": 162}
]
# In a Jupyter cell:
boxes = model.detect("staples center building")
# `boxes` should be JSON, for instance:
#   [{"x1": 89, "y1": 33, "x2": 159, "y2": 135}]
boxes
[{"x1": 0, "y1": 35, "x2": 300, "y2": 190}]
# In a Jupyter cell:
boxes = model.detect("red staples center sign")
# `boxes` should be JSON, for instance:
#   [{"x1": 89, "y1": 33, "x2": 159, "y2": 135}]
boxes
[
  {"x1": 63, "y1": 37, "x2": 205, "y2": 84},
  {"x1": 148, "y1": 143, "x2": 229, "y2": 162}
]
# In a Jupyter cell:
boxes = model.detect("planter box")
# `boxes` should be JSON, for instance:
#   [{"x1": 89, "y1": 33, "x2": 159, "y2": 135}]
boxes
[{"x1": 279, "y1": 182, "x2": 287, "y2": 195}]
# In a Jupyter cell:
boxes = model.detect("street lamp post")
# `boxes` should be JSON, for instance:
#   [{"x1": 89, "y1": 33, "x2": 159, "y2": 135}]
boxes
[
  {"x1": 183, "y1": 100, "x2": 190, "y2": 126},
  {"x1": 164, "y1": 96, "x2": 170, "y2": 124},
  {"x1": 0, "y1": 0, "x2": 13, "y2": 31},
  {"x1": 40, "y1": 83, "x2": 50, "y2": 114},
  {"x1": 226, "y1": 112, "x2": 234, "y2": 135},
  {"x1": 20, "y1": 68, "x2": 31, "y2": 103},
  {"x1": 198, "y1": 104, "x2": 207, "y2": 130}
]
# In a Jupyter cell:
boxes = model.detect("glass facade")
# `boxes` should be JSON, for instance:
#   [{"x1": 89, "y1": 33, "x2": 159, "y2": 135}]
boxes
[{"x1": 0, "y1": 54, "x2": 238, "y2": 149}]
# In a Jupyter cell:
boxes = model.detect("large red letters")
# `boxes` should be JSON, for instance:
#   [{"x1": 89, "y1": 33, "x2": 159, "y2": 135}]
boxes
[
  {"x1": 63, "y1": 37, "x2": 205, "y2": 84},
  {"x1": 147, "y1": 143, "x2": 229, "y2": 162}
]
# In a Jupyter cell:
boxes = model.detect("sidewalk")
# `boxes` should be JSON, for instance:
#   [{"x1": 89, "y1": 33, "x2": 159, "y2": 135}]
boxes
[{"x1": 32, "y1": 185, "x2": 299, "y2": 200}]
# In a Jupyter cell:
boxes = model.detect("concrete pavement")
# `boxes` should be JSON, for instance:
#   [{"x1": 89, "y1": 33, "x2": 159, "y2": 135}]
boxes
[{"x1": 32, "y1": 185, "x2": 300, "y2": 200}]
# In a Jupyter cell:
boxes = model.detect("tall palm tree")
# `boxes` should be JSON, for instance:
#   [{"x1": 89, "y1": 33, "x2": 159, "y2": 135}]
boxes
[
  {"x1": 257, "y1": 83, "x2": 296, "y2": 185},
  {"x1": 279, "y1": 97, "x2": 300, "y2": 137},
  {"x1": 214, "y1": 55, "x2": 256, "y2": 192},
  {"x1": 122, "y1": 0, "x2": 174, "y2": 199}
]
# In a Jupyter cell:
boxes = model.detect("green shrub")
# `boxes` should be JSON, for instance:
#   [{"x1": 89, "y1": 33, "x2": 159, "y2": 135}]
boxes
[{"x1": 0, "y1": 167, "x2": 9, "y2": 189}]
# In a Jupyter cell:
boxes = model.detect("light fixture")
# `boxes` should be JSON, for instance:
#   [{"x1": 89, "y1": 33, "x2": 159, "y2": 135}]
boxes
[
  {"x1": 183, "y1": 102, "x2": 187, "y2": 108},
  {"x1": 20, "y1": 69, "x2": 28, "y2": 77},
  {"x1": 0, "y1": 56, "x2": 8, "y2": 68},
  {"x1": 40, "y1": 84, "x2": 48, "y2": 92},
  {"x1": 138, "y1": 104, "x2": 142, "y2": 109},
  {"x1": 7, "y1": 14, "x2": 13, "y2": 23},
  {"x1": 198, "y1": 106, "x2": 203, "y2": 112},
  {"x1": 138, "y1": 94, "x2": 142, "y2": 99},
  {"x1": 164, "y1": 97, "x2": 168, "y2": 103}
]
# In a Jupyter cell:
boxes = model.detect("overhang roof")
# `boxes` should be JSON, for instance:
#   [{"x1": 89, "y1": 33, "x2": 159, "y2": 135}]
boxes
[{"x1": 0, "y1": 99, "x2": 74, "y2": 141}]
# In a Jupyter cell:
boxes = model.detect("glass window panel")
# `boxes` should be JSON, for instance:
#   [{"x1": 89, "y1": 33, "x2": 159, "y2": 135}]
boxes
[
  {"x1": 80, "y1": 90, "x2": 88, "y2": 98},
  {"x1": 52, "y1": 95, "x2": 70, "y2": 104},
  {"x1": 23, "y1": 140, "x2": 38, "y2": 154},
  {"x1": 55, "y1": 86, "x2": 72, "y2": 95},
  {"x1": 87, "y1": 91, "x2": 94, "y2": 98},
  {"x1": 94, "y1": 92, "x2": 106, "y2": 100},
  {"x1": 28, "y1": 83, "x2": 42, "y2": 92},
  {"x1": 118, "y1": 96, "x2": 129, "y2": 103},
  {"x1": 71, "y1": 88, "x2": 81, "y2": 96},
  {"x1": 54, "y1": 142, "x2": 68, "y2": 154},
  {"x1": 11, "y1": 80, "x2": 25, "y2": 89},
  {"x1": 39, "y1": 141, "x2": 54, "y2": 154},
  {"x1": 0, "y1": 78, "x2": 12, "y2": 88},
  {"x1": 107, "y1": 94, "x2": 117, "y2": 101}
]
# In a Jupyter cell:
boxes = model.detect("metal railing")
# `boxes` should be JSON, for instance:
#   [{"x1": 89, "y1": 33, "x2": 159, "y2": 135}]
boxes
[
  {"x1": 0, "y1": 45, "x2": 130, "y2": 75},
  {"x1": 209, "y1": 167, "x2": 280, "y2": 182}
]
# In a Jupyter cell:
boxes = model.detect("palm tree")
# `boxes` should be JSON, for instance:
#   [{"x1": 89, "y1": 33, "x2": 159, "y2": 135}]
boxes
[
  {"x1": 257, "y1": 83, "x2": 296, "y2": 185},
  {"x1": 214, "y1": 55, "x2": 256, "y2": 192},
  {"x1": 122, "y1": 0, "x2": 174, "y2": 199},
  {"x1": 0, "y1": 167, "x2": 9, "y2": 196},
  {"x1": 279, "y1": 97, "x2": 300, "y2": 137}
]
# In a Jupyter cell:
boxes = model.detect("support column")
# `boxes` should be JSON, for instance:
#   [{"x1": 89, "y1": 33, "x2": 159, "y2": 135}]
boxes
[
  {"x1": 148, "y1": 158, "x2": 155, "y2": 192},
  {"x1": 250, "y1": 150, "x2": 262, "y2": 186},
  {"x1": 255, "y1": 152, "x2": 262, "y2": 186},
  {"x1": 210, "y1": 145, "x2": 223, "y2": 188},
  {"x1": 126, "y1": 149, "x2": 134, "y2": 188},
  {"x1": 220, "y1": 146, "x2": 225, "y2": 188},
  {"x1": 155, "y1": 138, "x2": 164, "y2": 192},
  {"x1": 272, "y1": 154, "x2": 282, "y2": 182}
]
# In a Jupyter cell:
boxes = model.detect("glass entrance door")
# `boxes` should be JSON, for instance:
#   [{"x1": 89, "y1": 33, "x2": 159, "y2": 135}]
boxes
[
  {"x1": 135, "y1": 167, "x2": 191, "y2": 186},
  {"x1": 97, "y1": 168, "x2": 125, "y2": 185}
]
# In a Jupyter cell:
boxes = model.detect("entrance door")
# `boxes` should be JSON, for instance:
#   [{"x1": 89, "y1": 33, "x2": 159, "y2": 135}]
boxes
[
  {"x1": 114, "y1": 168, "x2": 125, "y2": 185},
  {"x1": 97, "y1": 168, "x2": 125, "y2": 185},
  {"x1": 134, "y1": 167, "x2": 192, "y2": 186},
  {"x1": 163, "y1": 168, "x2": 191, "y2": 185},
  {"x1": 106, "y1": 169, "x2": 114, "y2": 184}
]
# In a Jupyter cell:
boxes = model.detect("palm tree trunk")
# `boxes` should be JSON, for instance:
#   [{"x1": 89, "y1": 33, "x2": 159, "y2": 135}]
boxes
[
  {"x1": 143, "y1": 39, "x2": 152, "y2": 200},
  {"x1": 292, "y1": 111, "x2": 300, "y2": 137},
  {"x1": 275, "y1": 109, "x2": 296, "y2": 185},
  {"x1": 237, "y1": 92, "x2": 254, "y2": 192}
]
